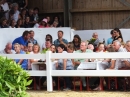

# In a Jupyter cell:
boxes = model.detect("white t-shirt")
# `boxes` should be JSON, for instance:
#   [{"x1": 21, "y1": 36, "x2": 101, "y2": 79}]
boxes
[
  {"x1": 9, "y1": 26, "x2": 16, "y2": 28},
  {"x1": 30, "y1": 52, "x2": 40, "y2": 61},
  {"x1": 28, "y1": 52, "x2": 41, "y2": 69},
  {"x1": 33, "y1": 23, "x2": 39, "y2": 28},
  {"x1": 1, "y1": 2, "x2": 9, "y2": 19},
  {"x1": 0, "y1": 49, "x2": 15, "y2": 54},
  {"x1": 13, "y1": 10, "x2": 20, "y2": 22}
]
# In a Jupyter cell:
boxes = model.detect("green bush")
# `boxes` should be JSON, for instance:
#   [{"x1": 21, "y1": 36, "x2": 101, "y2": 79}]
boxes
[{"x1": 0, "y1": 56, "x2": 32, "y2": 97}]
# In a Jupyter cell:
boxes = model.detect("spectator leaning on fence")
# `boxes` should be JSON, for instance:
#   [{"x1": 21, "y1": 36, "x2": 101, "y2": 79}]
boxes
[
  {"x1": 74, "y1": 41, "x2": 93, "y2": 89},
  {"x1": 13, "y1": 43, "x2": 28, "y2": 70},
  {"x1": 107, "y1": 40, "x2": 127, "y2": 70},
  {"x1": 56, "y1": 44, "x2": 74, "y2": 91},
  {"x1": 122, "y1": 40, "x2": 130, "y2": 68}
]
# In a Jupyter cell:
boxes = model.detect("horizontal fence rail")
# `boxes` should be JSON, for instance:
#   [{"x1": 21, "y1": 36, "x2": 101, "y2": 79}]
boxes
[
  {"x1": 51, "y1": 52, "x2": 130, "y2": 59},
  {"x1": 51, "y1": 70, "x2": 130, "y2": 77},
  {"x1": 1, "y1": 51, "x2": 130, "y2": 92},
  {"x1": 0, "y1": 54, "x2": 46, "y2": 59}
]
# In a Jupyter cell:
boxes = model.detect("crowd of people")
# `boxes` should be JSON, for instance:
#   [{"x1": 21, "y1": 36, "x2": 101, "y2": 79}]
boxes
[
  {"x1": 0, "y1": 0, "x2": 62, "y2": 28},
  {"x1": 0, "y1": 27, "x2": 130, "y2": 91}
]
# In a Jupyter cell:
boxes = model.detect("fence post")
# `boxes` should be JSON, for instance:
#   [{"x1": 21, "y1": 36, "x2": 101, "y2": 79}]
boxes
[{"x1": 46, "y1": 51, "x2": 53, "y2": 92}]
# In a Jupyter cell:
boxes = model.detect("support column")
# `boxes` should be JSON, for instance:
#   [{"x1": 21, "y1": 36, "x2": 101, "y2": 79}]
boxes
[{"x1": 46, "y1": 51, "x2": 52, "y2": 92}]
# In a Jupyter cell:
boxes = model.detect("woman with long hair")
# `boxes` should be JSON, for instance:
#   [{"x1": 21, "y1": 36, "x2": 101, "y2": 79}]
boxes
[
  {"x1": 113, "y1": 28, "x2": 123, "y2": 43},
  {"x1": 72, "y1": 34, "x2": 81, "y2": 50}
]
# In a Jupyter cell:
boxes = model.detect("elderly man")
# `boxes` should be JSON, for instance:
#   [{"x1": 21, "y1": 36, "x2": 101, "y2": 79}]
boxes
[
  {"x1": 91, "y1": 32, "x2": 100, "y2": 51},
  {"x1": 107, "y1": 40, "x2": 127, "y2": 70},
  {"x1": 74, "y1": 41, "x2": 93, "y2": 89},
  {"x1": 0, "y1": 42, "x2": 15, "y2": 54},
  {"x1": 121, "y1": 40, "x2": 130, "y2": 68}
]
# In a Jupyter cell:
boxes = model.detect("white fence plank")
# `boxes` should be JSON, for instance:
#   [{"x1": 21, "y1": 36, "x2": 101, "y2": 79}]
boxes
[
  {"x1": 0, "y1": 54, "x2": 46, "y2": 59},
  {"x1": 26, "y1": 70, "x2": 46, "y2": 76},
  {"x1": 52, "y1": 70, "x2": 130, "y2": 77},
  {"x1": 51, "y1": 52, "x2": 130, "y2": 59}
]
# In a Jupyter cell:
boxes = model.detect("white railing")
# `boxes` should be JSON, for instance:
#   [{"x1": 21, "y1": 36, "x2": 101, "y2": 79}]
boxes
[{"x1": 1, "y1": 51, "x2": 130, "y2": 92}]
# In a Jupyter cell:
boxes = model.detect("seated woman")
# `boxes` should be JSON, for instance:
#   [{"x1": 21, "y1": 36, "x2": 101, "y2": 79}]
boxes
[
  {"x1": 29, "y1": 44, "x2": 46, "y2": 90},
  {"x1": 13, "y1": 43, "x2": 28, "y2": 70},
  {"x1": 29, "y1": 44, "x2": 41, "y2": 69},
  {"x1": 56, "y1": 44, "x2": 74, "y2": 91},
  {"x1": 89, "y1": 43, "x2": 109, "y2": 91}
]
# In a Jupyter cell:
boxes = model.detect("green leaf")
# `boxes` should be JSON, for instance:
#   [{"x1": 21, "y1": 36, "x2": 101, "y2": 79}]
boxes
[
  {"x1": 1, "y1": 90, "x2": 9, "y2": 96},
  {"x1": 0, "y1": 56, "x2": 29, "y2": 97},
  {"x1": 26, "y1": 80, "x2": 32, "y2": 86},
  {"x1": 17, "y1": 76, "x2": 21, "y2": 83},
  {"x1": 5, "y1": 81, "x2": 15, "y2": 89},
  {"x1": 0, "y1": 83, "x2": 2, "y2": 90}
]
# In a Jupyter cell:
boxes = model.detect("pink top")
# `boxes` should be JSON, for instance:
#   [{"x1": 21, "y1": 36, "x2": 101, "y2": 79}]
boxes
[{"x1": 38, "y1": 25, "x2": 50, "y2": 28}]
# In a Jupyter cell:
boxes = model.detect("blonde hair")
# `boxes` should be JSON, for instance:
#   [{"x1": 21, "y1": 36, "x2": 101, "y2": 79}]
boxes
[
  {"x1": 32, "y1": 44, "x2": 40, "y2": 52},
  {"x1": 14, "y1": 43, "x2": 21, "y2": 48},
  {"x1": 67, "y1": 43, "x2": 74, "y2": 50}
]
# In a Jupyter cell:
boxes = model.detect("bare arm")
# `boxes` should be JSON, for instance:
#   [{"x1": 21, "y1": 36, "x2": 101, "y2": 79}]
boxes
[
  {"x1": 18, "y1": 59, "x2": 24, "y2": 65},
  {"x1": 30, "y1": 59, "x2": 38, "y2": 63},
  {"x1": 63, "y1": 59, "x2": 67, "y2": 70},
  {"x1": 107, "y1": 60, "x2": 116, "y2": 69},
  {"x1": 24, "y1": 0, "x2": 28, "y2": 8},
  {"x1": 118, "y1": 38, "x2": 122, "y2": 43},
  {"x1": 124, "y1": 60, "x2": 130, "y2": 67},
  {"x1": 71, "y1": 59, "x2": 75, "y2": 66}
]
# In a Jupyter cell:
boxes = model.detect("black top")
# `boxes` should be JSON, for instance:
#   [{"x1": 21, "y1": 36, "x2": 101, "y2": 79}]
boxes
[
  {"x1": 113, "y1": 36, "x2": 123, "y2": 42},
  {"x1": 0, "y1": 25, "x2": 8, "y2": 28},
  {"x1": 15, "y1": 25, "x2": 24, "y2": 28},
  {"x1": 74, "y1": 43, "x2": 80, "y2": 50},
  {"x1": 23, "y1": 22, "x2": 31, "y2": 28}
]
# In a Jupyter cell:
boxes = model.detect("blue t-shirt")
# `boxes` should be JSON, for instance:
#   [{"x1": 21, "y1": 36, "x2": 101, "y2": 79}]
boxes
[
  {"x1": 54, "y1": 38, "x2": 68, "y2": 47},
  {"x1": 12, "y1": 36, "x2": 28, "y2": 49},
  {"x1": 14, "y1": 50, "x2": 28, "y2": 70},
  {"x1": 107, "y1": 37, "x2": 113, "y2": 45}
]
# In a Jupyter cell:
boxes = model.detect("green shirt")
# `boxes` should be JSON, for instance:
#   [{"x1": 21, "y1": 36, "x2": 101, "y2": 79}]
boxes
[
  {"x1": 42, "y1": 48, "x2": 50, "y2": 54},
  {"x1": 74, "y1": 49, "x2": 93, "y2": 62}
]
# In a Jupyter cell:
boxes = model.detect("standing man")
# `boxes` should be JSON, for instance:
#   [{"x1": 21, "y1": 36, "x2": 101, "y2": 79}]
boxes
[
  {"x1": 28, "y1": 30, "x2": 38, "y2": 45},
  {"x1": 54, "y1": 30, "x2": 68, "y2": 50}
]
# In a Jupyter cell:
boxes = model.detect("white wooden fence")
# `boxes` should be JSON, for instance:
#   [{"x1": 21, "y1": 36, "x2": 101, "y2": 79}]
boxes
[{"x1": 1, "y1": 51, "x2": 130, "y2": 92}]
